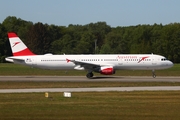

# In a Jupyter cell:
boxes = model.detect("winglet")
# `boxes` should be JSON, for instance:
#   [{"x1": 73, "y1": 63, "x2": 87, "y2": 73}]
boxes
[{"x1": 8, "y1": 32, "x2": 36, "y2": 56}]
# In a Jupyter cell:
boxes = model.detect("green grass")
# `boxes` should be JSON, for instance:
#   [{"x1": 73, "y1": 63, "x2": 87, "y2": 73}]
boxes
[
  {"x1": 0, "y1": 63, "x2": 180, "y2": 76},
  {"x1": 0, "y1": 91, "x2": 180, "y2": 120}
]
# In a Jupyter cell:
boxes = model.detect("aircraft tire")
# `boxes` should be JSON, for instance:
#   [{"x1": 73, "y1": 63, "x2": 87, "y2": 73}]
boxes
[
  {"x1": 152, "y1": 74, "x2": 156, "y2": 78},
  {"x1": 86, "y1": 72, "x2": 93, "y2": 78}
]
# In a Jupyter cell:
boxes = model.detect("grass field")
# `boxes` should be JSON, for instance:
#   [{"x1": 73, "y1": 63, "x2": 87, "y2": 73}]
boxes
[
  {"x1": 0, "y1": 63, "x2": 180, "y2": 76},
  {"x1": 0, "y1": 91, "x2": 180, "y2": 120}
]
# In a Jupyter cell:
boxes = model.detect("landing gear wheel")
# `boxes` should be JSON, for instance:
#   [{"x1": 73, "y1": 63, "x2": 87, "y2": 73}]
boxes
[
  {"x1": 86, "y1": 72, "x2": 94, "y2": 79},
  {"x1": 152, "y1": 70, "x2": 156, "y2": 78}
]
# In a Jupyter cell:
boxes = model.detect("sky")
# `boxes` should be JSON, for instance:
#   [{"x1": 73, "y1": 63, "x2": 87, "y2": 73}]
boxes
[{"x1": 0, "y1": 0, "x2": 180, "y2": 27}]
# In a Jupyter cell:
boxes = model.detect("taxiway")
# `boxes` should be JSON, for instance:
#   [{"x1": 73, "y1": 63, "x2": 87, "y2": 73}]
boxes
[
  {"x1": 0, "y1": 76, "x2": 180, "y2": 82},
  {"x1": 0, "y1": 86, "x2": 180, "y2": 93}
]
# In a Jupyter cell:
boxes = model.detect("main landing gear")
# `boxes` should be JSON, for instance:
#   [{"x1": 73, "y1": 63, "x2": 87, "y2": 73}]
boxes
[
  {"x1": 152, "y1": 70, "x2": 156, "y2": 78},
  {"x1": 86, "y1": 72, "x2": 94, "y2": 79}
]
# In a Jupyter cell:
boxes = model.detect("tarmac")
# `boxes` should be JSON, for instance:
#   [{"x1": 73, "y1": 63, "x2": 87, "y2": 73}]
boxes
[{"x1": 0, "y1": 76, "x2": 180, "y2": 93}]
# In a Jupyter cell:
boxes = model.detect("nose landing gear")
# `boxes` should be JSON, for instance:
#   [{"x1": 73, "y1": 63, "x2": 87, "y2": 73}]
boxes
[{"x1": 152, "y1": 70, "x2": 156, "y2": 78}]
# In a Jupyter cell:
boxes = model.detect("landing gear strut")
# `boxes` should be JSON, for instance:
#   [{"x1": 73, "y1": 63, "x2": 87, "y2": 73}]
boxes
[
  {"x1": 152, "y1": 70, "x2": 156, "y2": 78},
  {"x1": 86, "y1": 72, "x2": 94, "y2": 79}
]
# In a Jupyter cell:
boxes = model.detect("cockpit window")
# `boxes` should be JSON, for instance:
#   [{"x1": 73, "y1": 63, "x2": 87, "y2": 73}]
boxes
[{"x1": 161, "y1": 58, "x2": 167, "y2": 61}]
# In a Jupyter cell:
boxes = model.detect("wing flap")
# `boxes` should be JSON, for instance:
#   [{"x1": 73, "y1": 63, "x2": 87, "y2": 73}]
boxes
[{"x1": 66, "y1": 59, "x2": 100, "y2": 70}]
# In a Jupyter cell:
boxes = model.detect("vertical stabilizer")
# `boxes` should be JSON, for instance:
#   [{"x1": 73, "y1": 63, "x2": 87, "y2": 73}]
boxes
[{"x1": 8, "y1": 32, "x2": 35, "y2": 56}]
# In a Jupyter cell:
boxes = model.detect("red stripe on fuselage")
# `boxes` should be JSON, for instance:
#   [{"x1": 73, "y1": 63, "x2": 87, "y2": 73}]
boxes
[{"x1": 13, "y1": 48, "x2": 35, "y2": 56}]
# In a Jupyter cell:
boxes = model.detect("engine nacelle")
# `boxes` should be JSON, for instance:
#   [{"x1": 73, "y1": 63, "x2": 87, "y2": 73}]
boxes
[
  {"x1": 100, "y1": 66, "x2": 115, "y2": 75},
  {"x1": 74, "y1": 65, "x2": 84, "y2": 70}
]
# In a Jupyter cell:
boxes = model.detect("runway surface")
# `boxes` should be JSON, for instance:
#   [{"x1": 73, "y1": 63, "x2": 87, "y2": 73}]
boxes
[
  {"x1": 0, "y1": 76, "x2": 180, "y2": 82},
  {"x1": 0, "y1": 76, "x2": 180, "y2": 93},
  {"x1": 0, "y1": 86, "x2": 180, "y2": 93}
]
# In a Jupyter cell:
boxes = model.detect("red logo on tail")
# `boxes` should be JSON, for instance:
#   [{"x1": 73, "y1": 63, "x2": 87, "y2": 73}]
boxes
[{"x1": 12, "y1": 42, "x2": 20, "y2": 47}]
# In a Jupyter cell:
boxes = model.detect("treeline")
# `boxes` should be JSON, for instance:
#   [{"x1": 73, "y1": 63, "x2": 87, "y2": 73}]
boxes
[{"x1": 0, "y1": 16, "x2": 180, "y2": 63}]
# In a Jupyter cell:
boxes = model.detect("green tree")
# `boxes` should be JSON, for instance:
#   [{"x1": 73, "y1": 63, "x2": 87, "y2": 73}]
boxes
[
  {"x1": 0, "y1": 23, "x2": 11, "y2": 62},
  {"x1": 2, "y1": 16, "x2": 32, "y2": 38},
  {"x1": 51, "y1": 34, "x2": 76, "y2": 54},
  {"x1": 86, "y1": 22, "x2": 111, "y2": 53},
  {"x1": 25, "y1": 22, "x2": 51, "y2": 54},
  {"x1": 74, "y1": 32, "x2": 94, "y2": 54}
]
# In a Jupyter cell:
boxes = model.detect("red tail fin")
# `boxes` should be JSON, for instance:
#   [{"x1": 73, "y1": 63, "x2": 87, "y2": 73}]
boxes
[{"x1": 8, "y1": 32, "x2": 35, "y2": 56}]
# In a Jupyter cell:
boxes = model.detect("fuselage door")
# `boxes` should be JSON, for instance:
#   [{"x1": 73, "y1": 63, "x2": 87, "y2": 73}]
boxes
[
  {"x1": 152, "y1": 56, "x2": 157, "y2": 66},
  {"x1": 25, "y1": 57, "x2": 36, "y2": 67},
  {"x1": 32, "y1": 57, "x2": 37, "y2": 67},
  {"x1": 118, "y1": 58, "x2": 123, "y2": 65}
]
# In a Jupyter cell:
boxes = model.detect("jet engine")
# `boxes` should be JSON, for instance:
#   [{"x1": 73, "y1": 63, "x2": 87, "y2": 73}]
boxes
[{"x1": 100, "y1": 66, "x2": 115, "y2": 75}]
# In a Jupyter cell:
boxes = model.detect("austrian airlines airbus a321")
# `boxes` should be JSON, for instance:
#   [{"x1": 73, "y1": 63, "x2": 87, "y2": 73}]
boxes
[{"x1": 5, "y1": 32, "x2": 173, "y2": 78}]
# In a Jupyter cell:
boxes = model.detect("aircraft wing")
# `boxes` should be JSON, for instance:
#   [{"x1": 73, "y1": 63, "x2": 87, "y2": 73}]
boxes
[{"x1": 66, "y1": 59, "x2": 100, "y2": 70}]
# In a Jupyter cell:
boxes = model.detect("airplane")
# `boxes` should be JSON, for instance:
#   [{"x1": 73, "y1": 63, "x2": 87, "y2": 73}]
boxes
[{"x1": 5, "y1": 32, "x2": 173, "y2": 78}]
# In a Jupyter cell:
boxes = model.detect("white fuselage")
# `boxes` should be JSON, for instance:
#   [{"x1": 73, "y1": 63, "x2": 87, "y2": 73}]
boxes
[{"x1": 6, "y1": 54, "x2": 173, "y2": 70}]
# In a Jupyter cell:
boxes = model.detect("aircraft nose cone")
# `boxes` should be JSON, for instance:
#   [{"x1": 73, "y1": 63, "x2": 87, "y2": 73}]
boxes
[{"x1": 169, "y1": 61, "x2": 174, "y2": 67}]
